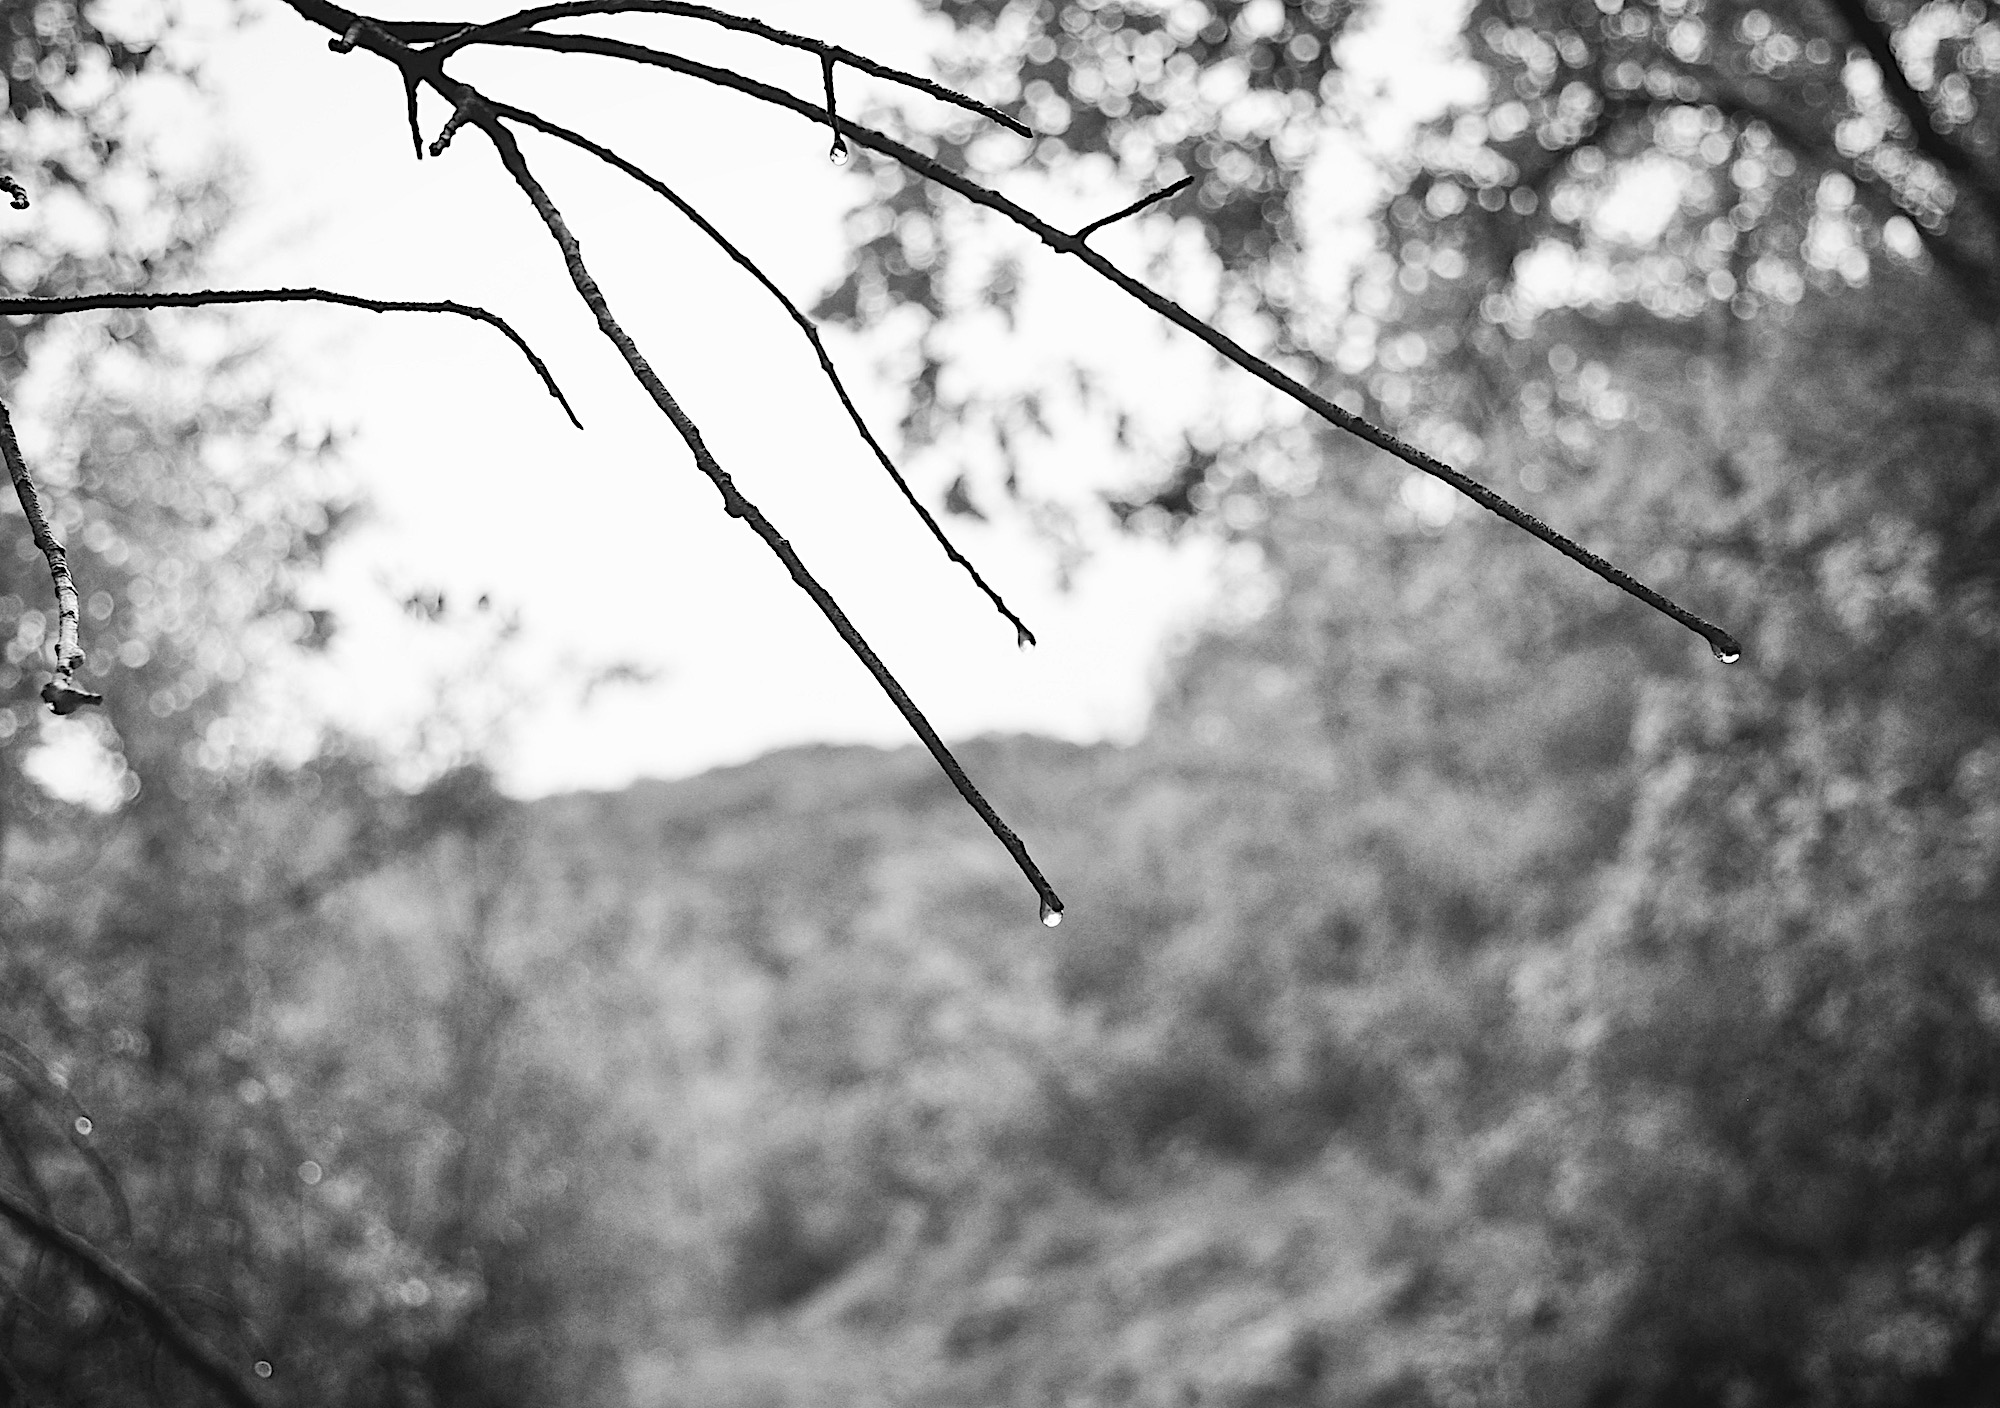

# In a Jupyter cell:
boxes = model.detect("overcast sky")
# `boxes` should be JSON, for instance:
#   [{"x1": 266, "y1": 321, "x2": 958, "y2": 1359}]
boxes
[{"x1": 162, "y1": 0, "x2": 1247, "y2": 796}]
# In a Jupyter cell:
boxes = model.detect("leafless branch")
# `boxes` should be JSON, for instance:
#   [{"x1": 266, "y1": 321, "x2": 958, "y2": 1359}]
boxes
[
  {"x1": 1077, "y1": 176, "x2": 1193, "y2": 242},
  {"x1": 0, "y1": 1183, "x2": 267, "y2": 1408},
  {"x1": 490, "y1": 99, "x2": 1039, "y2": 646},
  {"x1": 0, "y1": 174, "x2": 27, "y2": 211},
  {"x1": 442, "y1": 74, "x2": 1065, "y2": 918},
  {"x1": 418, "y1": 0, "x2": 1034, "y2": 138},
  {"x1": 821, "y1": 53, "x2": 849, "y2": 166},
  {"x1": 469, "y1": 27, "x2": 1743, "y2": 662},
  {"x1": 0, "y1": 288, "x2": 582, "y2": 429},
  {"x1": 0, "y1": 397, "x2": 102, "y2": 715}
]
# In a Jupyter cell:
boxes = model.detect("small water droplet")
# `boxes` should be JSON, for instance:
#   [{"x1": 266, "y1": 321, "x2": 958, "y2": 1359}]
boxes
[
  {"x1": 1017, "y1": 628, "x2": 1035, "y2": 652},
  {"x1": 828, "y1": 139, "x2": 850, "y2": 166},
  {"x1": 72, "y1": 1116, "x2": 91, "y2": 1137},
  {"x1": 254, "y1": 1360, "x2": 273, "y2": 1379},
  {"x1": 1039, "y1": 900, "x2": 1063, "y2": 928},
  {"x1": 1711, "y1": 641, "x2": 1741, "y2": 664},
  {"x1": 298, "y1": 1160, "x2": 323, "y2": 1186}
]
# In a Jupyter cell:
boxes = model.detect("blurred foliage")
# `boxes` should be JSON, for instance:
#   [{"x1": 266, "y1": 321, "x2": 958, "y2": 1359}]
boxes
[{"x1": 9, "y1": 0, "x2": 2000, "y2": 1406}]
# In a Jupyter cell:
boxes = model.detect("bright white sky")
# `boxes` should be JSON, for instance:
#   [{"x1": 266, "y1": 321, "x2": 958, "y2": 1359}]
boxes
[{"x1": 164, "y1": 0, "x2": 1233, "y2": 795}]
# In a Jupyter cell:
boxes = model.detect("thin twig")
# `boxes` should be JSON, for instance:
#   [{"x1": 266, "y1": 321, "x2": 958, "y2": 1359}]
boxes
[
  {"x1": 486, "y1": 29, "x2": 1741, "y2": 661},
  {"x1": 821, "y1": 53, "x2": 848, "y2": 165},
  {"x1": 0, "y1": 289, "x2": 583, "y2": 430},
  {"x1": 491, "y1": 99, "x2": 1037, "y2": 646},
  {"x1": 1077, "y1": 176, "x2": 1193, "y2": 241},
  {"x1": 293, "y1": 2, "x2": 1063, "y2": 914},
  {"x1": 0, "y1": 397, "x2": 101, "y2": 715},
  {"x1": 418, "y1": 0, "x2": 1033, "y2": 137},
  {"x1": 0, "y1": 1184, "x2": 266, "y2": 1408},
  {"x1": 0, "y1": 174, "x2": 27, "y2": 211},
  {"x1": 449, "y1": 91, "x2": 1063, "y2": 919}
]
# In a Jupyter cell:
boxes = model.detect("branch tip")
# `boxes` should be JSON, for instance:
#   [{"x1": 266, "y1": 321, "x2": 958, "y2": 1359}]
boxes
[
  {"x1": 464, "y1": 92, "x2": 1061, "y2": 914},
  {"x1": 0, "y1": 289, "x2": 583, "y2": 430},
  {"x1": 492, "y1": 101, "x2": 1034, "y2": 644},
  {"x1": 1077, "y1": 174, "x2": 1193, "y2": 241}
]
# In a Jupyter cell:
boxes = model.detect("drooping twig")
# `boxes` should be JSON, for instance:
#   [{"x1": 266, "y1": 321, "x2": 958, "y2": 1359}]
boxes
[
  {"x1": 0, "y1": 398, "x2": 101, "y2": 715},
  {"x1": 480, "y1": 28, "x2": 1741, "y2": 662},
  {"x1": 439, "y1": 82, "x2": 1064, "y2": 918},
  {"x1": 0, "y1": 1184, "x2": 266, "y2": 1408},
  {"x1": 820, "y1": 54, "x2": 848, "y2": 166},
  {"x1": 1077, "y1": 176, "x2": 1193, "y2": 242},
  {"x1": 417, "y1": 0, "x2": 1034, "y2": 138},
  {"x1": 490, "y1": 99, "x2": 1037, "y2": 646},
  {"x1": 0, "y1": 289, "x2": 582, "y2": 429},
  {"x1": 0, "y1": 174, "x2": 27, "y2": 211}
]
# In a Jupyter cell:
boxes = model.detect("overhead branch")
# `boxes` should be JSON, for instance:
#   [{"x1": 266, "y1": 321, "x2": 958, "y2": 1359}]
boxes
[
  {"x1": 476, "y1": 28, "x2": 1742, "y2": 662},
  {"x1": 0, "y1": 288, "x2": 582, "y2": 429},
  {"x1": 436, "y1": 83, "x2": 1064, "y2": 919},
  {"x1": 490, "y1": 99, "x2": 1038, "y2": 646},
  {"x1": 418, "y1": 0, "x2": 1032, "y2": 137},
  {"x1": 1077, "y1": 176, "x2": 1193, "y2": 241},
  {"x1": 0, "y1": 398, "x2": 101, "y2": 715},
  {"x1": 0, "y1": 1184, "x2": 266, "y2": 1408}
]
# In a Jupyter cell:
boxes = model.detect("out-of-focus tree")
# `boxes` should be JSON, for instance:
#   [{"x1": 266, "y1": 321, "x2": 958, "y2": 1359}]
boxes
[{"x1": 799, "y1": 1, "x2": 2000, "y2": 1404}]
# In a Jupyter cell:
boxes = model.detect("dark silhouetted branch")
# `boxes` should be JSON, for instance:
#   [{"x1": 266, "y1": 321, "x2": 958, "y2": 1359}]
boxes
[
  {"x1": 0, "y1": 289, "x2": 582, "y2": 430},
  {"x1": 422, "y1": 0, "x2": 1034, "y2": 137},
  {"x1": 444, "y1": 81, "x2": 1063, "y2": 920},
  {"x1": 491, "y1": 99, "x2": 1038, "y2": 646},
  {"x1": 1077, "y1": 176, "x2": 1192, "y2": 241},
  {"x1": 0, "y1": 1184, "x2": 266, "y2": 1408},
  {"x1": 0, "y1": 174, "x2": 27, "y2": 211},
  {"x1": 821, "y1": 53, "x2": 849, "y2": 165},
  {"x1": 0, "y1": 397, "x2": 102, "y2": 715},
  {"x1": 480, "y1": 28, "x2": 1740, "y2": 662}
]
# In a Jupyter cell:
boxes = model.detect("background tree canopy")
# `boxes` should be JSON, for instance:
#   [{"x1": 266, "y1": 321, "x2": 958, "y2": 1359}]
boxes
[{"x1": 6, "y1": 0, "x2": 2000, "y2": 1405}]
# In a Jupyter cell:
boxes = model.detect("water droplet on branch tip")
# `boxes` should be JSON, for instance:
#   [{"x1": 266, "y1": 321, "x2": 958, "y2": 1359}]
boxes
[
  {"x1": 1017, "y1": 628, "x2": 1034, "y2": 652},
  {"x1": 828, "y1": 140, "x2": 850, "y2": 166},
  {"x1": 73, "y1": 1116, "x2": 91, "y2": 1137},
  {"x1": 1711, "y1": 641, "x2": 1741, "y2": 664},
  {"x1": 1039, "y1": 900, "x2": 1062, "y2": 928}
]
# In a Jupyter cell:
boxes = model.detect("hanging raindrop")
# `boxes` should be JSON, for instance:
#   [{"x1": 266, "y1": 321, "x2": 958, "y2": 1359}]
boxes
[
  {"x1": 1711, "y1": 641, "x2": 1742, "y2": 664},
  {"x1": 1039, "y1": 900, "x2": 1063, "y2": 928},
  {"x1": 1017, "y1": 627, "x2": 1035, "y2": 653},
  {"x1": 72, "y1": 1115, "x2": 92, "y2": 1137},
  {"x1": 828, "y1": 139, "x2": 851, "y2": 166}
]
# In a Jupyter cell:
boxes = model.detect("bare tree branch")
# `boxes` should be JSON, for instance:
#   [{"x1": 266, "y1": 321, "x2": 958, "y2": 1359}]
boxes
[
  {"x1": 489, "y1": 99, "x2": 1039, "y2": 646},
  {"x1": 821, "y1": 53, "x2": 849, "y2": 166},
  {"x1": 0, "y1": 397, "x2": 102, "y2": 715},
  {"x1": 0, "y1": 1184, "x2": 267, "y2": 1408},
  {"x1": 1077, "y1": 176, "x2": 1193, "y2": 242},
  {"x1": 0, "y1": 288, "x2": 583, "y2": 429},
  {"x1": 419, "y1": 0, "x2": 1034, "y2": 138},
  {"x1": 474, "y1": 27, "x2": 1744, "y2": 662},
  {"x1": 443, "y1": 80, "x2": 1066, "y2": 919}
]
